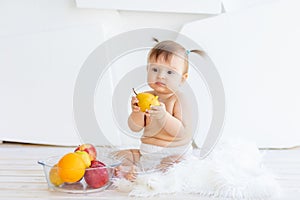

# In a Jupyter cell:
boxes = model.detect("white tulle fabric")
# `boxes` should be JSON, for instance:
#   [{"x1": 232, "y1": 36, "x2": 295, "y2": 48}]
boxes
[{"x1": 113, "y1": 139, "x2": 280, "y2": 199}]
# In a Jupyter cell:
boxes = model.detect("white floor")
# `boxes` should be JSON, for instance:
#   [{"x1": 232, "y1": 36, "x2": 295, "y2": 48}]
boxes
[
  {"x1": 0, "y1": 143, "x2": 299, "y2": 199},
  {"x1": 260, "y1": 148, "x2": 300, "y2": 200}
]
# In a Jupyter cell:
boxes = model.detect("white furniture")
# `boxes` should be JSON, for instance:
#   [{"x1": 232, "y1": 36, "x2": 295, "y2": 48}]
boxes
[{"x1": 0, "y1": 0, "x2": 209, "y2": 146}]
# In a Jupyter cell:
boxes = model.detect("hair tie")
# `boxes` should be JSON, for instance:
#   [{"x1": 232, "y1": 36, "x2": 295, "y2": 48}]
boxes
[{"x1": 186, "y1": 50, "x2": 190, "y2": 55}]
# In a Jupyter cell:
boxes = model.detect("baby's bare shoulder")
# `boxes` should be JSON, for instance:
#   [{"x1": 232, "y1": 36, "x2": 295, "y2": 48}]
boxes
[
  {"x1": 174, "y1": 91, "x2": 190, "y2": 108},
  {"x1": 174, "y1": 91, "x2": 188, "y2": 100}
]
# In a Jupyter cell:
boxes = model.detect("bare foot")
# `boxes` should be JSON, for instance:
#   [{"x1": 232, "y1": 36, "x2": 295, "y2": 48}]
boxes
[
  {"x1": 156, "y1": 155, "x2": 182, "y2": 172},
  {"x1": 114, "y1": 165, "x2": 125, "y2": 178},
  {"x1": 124, "y1": 166, "x2": 137, "y2": 181},
  {"x1": 114, "y1": 165, "x2": 137, "y2": 181}
]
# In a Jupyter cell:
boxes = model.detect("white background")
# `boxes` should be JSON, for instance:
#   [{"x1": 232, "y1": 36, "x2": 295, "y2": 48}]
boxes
[
  {"x1": 0, "y1": 0, "x2": 211, "y2": 146},
  {"x1": 182, "y1": 0, "x2": 300, "y2": 148},
  {"x1": 1, "y1": 0, "x2": 299, "y2": 148}
]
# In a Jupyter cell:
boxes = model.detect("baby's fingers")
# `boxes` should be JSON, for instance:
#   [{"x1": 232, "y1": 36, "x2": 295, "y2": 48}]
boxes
[
  {"x1": 148, "y1": 109, "x2": 160, "y2": 117},
  {"x1": 132, "y1": 105, "x2": 140, "y2": 112},
  {"x1": 150, "y1": 105, "x2": 159, "y2": 111},
  {"x1": 131, "y1": 96, "x2": 139, "y2": 104},
  {"x1": 150, "y1": 105, "x2": 164, "y2": 111},
  {"x1": 145, "y1": 109, "x2": 150, "y2": 117}
]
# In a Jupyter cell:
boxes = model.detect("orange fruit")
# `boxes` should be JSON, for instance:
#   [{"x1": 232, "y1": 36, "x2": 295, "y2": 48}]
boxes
[
  {"x1": 49, "y1": 164, "x2": 64, "y2": 186},
  {"x1": 57, "y1": 153, "x2": 86, "y2": 183}
]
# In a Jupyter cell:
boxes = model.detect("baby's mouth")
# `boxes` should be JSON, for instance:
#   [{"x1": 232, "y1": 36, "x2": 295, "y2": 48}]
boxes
[{"x1": 155, "y1": 82, "x2": 166, "y2": 86}]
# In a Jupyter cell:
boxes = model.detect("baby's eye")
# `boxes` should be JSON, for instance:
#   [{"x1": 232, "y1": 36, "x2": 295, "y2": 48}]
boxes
[
  {"x1": 152, "y1": 68, "x2": 158, "y2": 72},
  {"x1": 167, "y1": 70, "x2": 173, "y2": 75}
]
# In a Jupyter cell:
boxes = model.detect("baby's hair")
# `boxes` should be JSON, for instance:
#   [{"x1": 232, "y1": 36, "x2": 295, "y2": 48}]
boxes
[
  {"x1": 152, "y1": 37, "x2": 159, "y2": 43},
  {"x1": 148, "y1": 37, "x2": 205, "y2": 73}
]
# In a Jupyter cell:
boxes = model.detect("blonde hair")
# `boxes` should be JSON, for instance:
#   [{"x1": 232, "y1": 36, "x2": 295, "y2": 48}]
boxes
[{"x1": 148, "y1": 38, "x2": 204, "y2": 74}]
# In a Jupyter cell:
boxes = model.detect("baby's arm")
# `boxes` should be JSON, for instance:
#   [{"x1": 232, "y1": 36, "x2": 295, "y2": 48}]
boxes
[
  {"x1": 150, "y1": 94, "x2": 192, "y2": 139},
  {"x1": 160, "y1": 107, "x2": 186, "y2": 138},
  {"x1": 128, "y1": 96, "x2": 145, "y2": 132}
]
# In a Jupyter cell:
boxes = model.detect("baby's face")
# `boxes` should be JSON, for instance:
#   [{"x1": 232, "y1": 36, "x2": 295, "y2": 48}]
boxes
[{"x1": 147, "y1": 55, "x2": 187, "y2": 94}]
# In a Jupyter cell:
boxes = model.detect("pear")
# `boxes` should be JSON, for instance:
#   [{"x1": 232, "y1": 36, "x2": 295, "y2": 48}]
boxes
[{"x1": 133, "y1": 88, "x2": 160, "y2": 112}]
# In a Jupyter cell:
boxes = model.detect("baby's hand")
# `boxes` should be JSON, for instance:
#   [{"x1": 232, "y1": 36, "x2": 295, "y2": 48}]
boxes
[
  {"x1": 131, "y1": 96, "x2": 140, "y2": 112},
  {"x1": 147, "y1": 102, "x2": 167, "y2": 120}
]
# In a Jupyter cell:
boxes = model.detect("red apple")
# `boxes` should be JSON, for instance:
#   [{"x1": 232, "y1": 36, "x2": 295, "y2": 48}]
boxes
[
  {"x1": 84, "y1": 160, "x2": 109, "y2": 189},
  {"x1": 74, "y1": 144, "x2": 97, "y2": 161}
]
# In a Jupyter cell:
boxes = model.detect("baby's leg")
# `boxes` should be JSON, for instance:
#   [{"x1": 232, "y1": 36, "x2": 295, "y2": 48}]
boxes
[
  {"x1": 157, "y1": 145, "x2": 194, "y2": 171},
  {"x1": 113, "y1": 149, "x2": 140, "y2": 166},
  {"x1": 157, "y1": 154, "x2": 186, "y2": 171},
  {"x1": 113, "y1": 149, "x2": 140, "y2": 181}
]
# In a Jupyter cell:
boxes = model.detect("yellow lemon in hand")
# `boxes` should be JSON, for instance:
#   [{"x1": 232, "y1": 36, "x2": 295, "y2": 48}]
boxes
[
  {"x1": 133, "y1": 88, "x2": 160, "y2": 112},
  {"x1": 57, "y1": 153, "x2": 86, "y2": 183}
]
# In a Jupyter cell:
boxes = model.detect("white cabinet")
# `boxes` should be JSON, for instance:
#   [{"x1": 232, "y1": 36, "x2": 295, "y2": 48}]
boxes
[{"x1": 75, "y1": 0, "x2": 222, "y2": 14}]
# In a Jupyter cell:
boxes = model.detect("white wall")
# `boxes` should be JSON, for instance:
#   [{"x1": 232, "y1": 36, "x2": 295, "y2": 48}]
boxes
[
  {"x1": 181, "y1": 0, "x2": 300, "y2": 148},
  {"x1": 0, "y1": 0, "x2": 210, "y2": 145},
  {"x1": 3, "y1": 0, "x2": 297, "y2": 148}
]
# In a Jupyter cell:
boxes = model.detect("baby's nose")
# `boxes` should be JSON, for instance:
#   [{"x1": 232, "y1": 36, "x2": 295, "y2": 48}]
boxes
[{"x1": 158, "y1": 71, "x2": 166, "y2": 79}]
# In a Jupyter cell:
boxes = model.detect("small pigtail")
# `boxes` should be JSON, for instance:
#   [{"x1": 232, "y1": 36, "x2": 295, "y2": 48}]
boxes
[
  {"x1": 152, "y1": 37, "x2": 159, "y2": 43},
  {"x1": 190, "y1": 49, "x2": 205, "y2": 56}
]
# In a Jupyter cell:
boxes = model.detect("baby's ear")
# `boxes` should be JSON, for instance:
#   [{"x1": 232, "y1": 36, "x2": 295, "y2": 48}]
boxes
[{"x1": 182, "y1": 73, "x2": 188, "y2": 82}]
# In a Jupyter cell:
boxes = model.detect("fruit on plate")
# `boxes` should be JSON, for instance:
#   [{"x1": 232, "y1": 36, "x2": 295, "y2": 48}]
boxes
[
  {"x1": 57, "y1": 153, "x2": 86, "y2": 183},
  {"x1": 75, "y1": 150, "x2": 91, "y2": 168},
  {"x1": 84, "y1": 160, "x2": 109, "y2": 189},
  {"x1": 49, "y1": 164, "x2": 64, "y2": 186},
  {"x1": 133, "y1": 88, "x2": 160, "y2": 112},
  {"x1": 74, "y1": 144, "x2": 97, "y2": 161}
]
